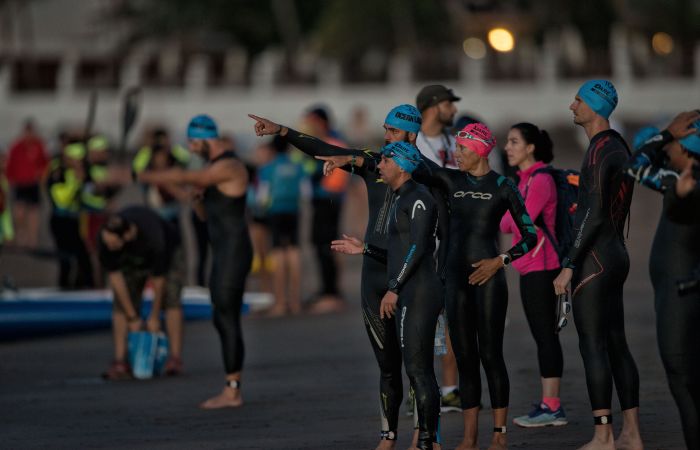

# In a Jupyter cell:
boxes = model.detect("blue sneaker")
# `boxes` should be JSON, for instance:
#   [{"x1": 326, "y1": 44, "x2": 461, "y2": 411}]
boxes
[{"x1": 513, "y1": 402, "x2": 568, "y2": 428}]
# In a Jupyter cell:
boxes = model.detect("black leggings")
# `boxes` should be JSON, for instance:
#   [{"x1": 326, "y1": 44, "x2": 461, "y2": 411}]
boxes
[
  {"x1": 312, "y1": 198, "x2": 341, "y2": 296},
  {"x1": 447, "y1": 268, "x2": 509, "y2": 410},
  {"x1": 361, "y1": 257, "x2": 403, "y2": 437},
  {"x1": 520, "y1": 270, "x2": 563, "y2": 378},
  {"x1": 210, "y1": 241, "x2": 252, "y2": 374},
  {"x1": 191, "y1": 210, "x2": 209, "y2": 287},
  {"x1": 572, "y1": 249, "x2": 639, "y2": 411},
  {"x1": 398, "y1": 275, "x2": 443, "y2": 449},
  {"x1": 50, "y1": 214, "x2": 93, "y2": 289}
]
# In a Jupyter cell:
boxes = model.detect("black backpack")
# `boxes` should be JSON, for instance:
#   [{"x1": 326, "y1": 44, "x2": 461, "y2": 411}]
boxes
[{"x1": 525, "y1": 166, "x2": 580, "y2": 263}]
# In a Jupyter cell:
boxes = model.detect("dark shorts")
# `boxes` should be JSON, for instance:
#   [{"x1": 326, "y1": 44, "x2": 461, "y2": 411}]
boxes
[
  {"x1": 113, "y1": 246, "x2": 185, "y2": 313},
  {"x1": 269, "y1": 213, "x2": 299, "y2": 248},
  {"x1": 13, "y1": 184, "x2": 40, "y2": 205}
]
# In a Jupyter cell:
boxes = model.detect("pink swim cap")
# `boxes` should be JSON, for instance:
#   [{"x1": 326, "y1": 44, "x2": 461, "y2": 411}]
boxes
[{"x1": 455, "y1": 122, "x2": 496, "y2": 158}]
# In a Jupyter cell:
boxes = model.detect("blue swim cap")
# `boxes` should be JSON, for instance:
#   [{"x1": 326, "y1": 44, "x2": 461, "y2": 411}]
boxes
[
  {"x1": 632, "y1": 126, "x2": 660, "y2": 150},
  {"x1": 384, "y1": 104, "x2": 422, "y2": 134},
  {"x1": 381, "y1": 141, "x2": 422, "y2": 173},
  {"x1": 680, "y1": 120, "x2": 700, "y2": 155},
  {"x1": 187, "y1": 114, "x2": 219, "y2": 140},
  {"x1": 577, "y1": 80, "x2": 618, "y2": 120}
]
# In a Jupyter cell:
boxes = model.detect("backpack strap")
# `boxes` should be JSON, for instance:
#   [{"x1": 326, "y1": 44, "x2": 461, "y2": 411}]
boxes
[{"x1": 524, "y1": 166, "x2": 562, "y2": 256}]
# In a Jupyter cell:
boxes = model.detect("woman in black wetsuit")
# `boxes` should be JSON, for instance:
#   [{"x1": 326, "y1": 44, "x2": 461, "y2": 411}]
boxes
[
  {"x1": 139, "y1": 114, "x2": 253, "y2": 410},
  {"x1": 624, "y1": 111, "x2": 700, "y2": 449},
  {"x1": 408, "y1": 122, "x2": 537, "y2": 450},
  {"x1": 553, "y1": 80, "x2": 642, "y2": 450}
]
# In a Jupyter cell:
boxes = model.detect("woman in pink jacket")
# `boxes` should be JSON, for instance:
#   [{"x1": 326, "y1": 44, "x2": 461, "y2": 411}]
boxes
[{"x1": 500, "y1": 122, "x2": 567, "y2": 428}]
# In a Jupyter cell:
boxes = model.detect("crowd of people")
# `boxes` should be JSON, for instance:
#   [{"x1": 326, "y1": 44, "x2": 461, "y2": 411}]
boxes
[{"x1": 1, "y1": 79, "x2": 699, "y2": 450}]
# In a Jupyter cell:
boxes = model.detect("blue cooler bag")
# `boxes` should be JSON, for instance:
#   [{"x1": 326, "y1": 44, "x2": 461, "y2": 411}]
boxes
[{"x1": 128, "y1": 331, "x2": 169, "y2": 379}]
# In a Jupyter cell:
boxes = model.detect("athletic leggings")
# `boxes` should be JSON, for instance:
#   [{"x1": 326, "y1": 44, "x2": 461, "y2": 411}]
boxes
[
  {"x1": 210, "y1": 238, "x2": 252, "y2": 374},
  {"x1": 447, "y1": 268, "x2": 509, "y2": 410},
  {"x1": 360, "y1": 256, "x2": 403, "y2": 437},
  {"x1": 520, "y1": 270, "x2": 563, "y2": 378},
  {"x1": 572, "y1": 247, "x2": 639, "y2": 411},
  {"x1": 650, "y1": 216, "x2": 700, "y2": 449}
]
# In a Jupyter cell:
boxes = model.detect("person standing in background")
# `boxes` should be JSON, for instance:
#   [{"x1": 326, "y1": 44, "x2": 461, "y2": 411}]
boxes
[
  {"x1": 301, "y1": 106, "x2": 350, "y2": 314},
  {"x1": 5, "y1": 119, "x2": 49, "y2": 248}
]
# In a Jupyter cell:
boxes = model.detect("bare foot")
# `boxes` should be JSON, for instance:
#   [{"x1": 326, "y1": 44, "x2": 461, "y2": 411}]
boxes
[
  {"x1": 199, "y1": 386, "x2": 243, "y2": 409},
  {"x1": 615, "y1": 433, "x2": 644, "y2": 450},
  {"x1": 455, "y1": 441, "x2": 479, "y2": 450},
  {"x1": 576, "y1": 439, "x2": 615, "y2": 450},
  {"x1": 289, "y1": 303, "x2": 302, "y2": 316},
  {"x1": 486, "y1": 432, "x2": 507, "y2": 450},
  {"x1": 374, "y1": 440, "x2": 396, "y2": 450},
  {"x1": 264, "y1": 305, "x2": 287, "y2": 318},
  {"x1": 307, "y1": 296, "x2": 345, "y2": 314}
]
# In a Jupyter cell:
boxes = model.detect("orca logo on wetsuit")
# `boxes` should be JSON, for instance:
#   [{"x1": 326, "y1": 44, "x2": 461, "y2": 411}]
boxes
[
  {"x1": 411, "y1": 200, "x2": 426, "y2": 219},
  {"x1": 453, "y1": 191, "x2": 493, "y2": 200}
]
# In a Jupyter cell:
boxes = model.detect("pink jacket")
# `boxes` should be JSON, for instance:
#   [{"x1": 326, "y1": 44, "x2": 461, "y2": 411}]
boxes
[{"x1": 500, "y1": 161, "x2": 560, "y2": 274}]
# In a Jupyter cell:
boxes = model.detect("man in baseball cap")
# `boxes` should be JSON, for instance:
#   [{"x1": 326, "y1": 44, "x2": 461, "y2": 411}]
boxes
[{"x1": 415, "y1": 85, "x2": 462, "y2": 169}]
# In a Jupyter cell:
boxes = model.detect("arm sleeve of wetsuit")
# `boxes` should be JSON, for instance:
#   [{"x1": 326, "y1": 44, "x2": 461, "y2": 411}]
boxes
[
  {"x1": 363, "y1": 243, "x2": 387, "y2": 265},
  {"x1": 284, "y1": 128, "x2": 366, "y2": 158},
  {"x1": 502, "y1": 178, "x2": 538, "y2": 261},
  {"x1": 434, "y1": 190, "x2": 450, "y2": 282},
  {"x1": 624, "y1": 130, "x2": 677, "y2": 193},
  {"x1": 387, "y1": 193, "x2": 436, "y2": 294},
  {"x1": 564, "y1": 145, "x2": 625, "y2": 269},
  {"x1": 412, "y1": 158, "x2": 452, "y2": 192},
  {"x1": 663, "y1": 183, "x2": 700, "y2": 224}
]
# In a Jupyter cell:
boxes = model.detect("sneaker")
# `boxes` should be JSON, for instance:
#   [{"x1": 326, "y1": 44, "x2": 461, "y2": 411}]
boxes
[
  {"x1": 513, "y1": 402, "x2": 568, "y2": 428},
  {"x1": 440, "y1": 389, "x2": 462, "y2": 413},
  {"x1": 101, "y1": 360, "x2": 133, "y2": 380},
  {"x1": 405, "y1": 386, "x2": 416, "y2": 416}
]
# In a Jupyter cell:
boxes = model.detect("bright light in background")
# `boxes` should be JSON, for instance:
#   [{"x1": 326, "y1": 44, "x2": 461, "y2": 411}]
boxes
[
  {"x1": 463, "y1": 38, "x2": 486, "y2": 59},
  {"x1": 652, "y1": 32, "x2": 674, "y2": 56},
  {"x1": 487, "y1": 28, "x2": 515, "y2": 52}
]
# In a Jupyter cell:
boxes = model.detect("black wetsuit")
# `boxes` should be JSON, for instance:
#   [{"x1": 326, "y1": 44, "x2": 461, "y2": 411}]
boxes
[
  {"x1": 562, "y1": 129, "x2": 639, "y2": 413},
  {"x1": 412, "y1": 160, "x2": 537, "y2": 410},
  {"x1": 203, "y1": 151, "x2": 253, "y2": 374},
  {"x1": 625, "y1": 131, "x2": 700, "y2": 447},
  {"x1": 284, "y1": 128, "x2": 448, "y2": 439},
  {"x1": 364, "y1": 179, "x2": 443, "y2": 449}
]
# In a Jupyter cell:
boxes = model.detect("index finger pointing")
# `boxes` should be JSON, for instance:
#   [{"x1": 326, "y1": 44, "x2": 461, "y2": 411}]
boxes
[{"x1": 247, "y1": 114, "x2": 264, "y2": 122}]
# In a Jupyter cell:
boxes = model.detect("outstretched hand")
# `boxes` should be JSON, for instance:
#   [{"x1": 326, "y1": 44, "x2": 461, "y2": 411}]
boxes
[
  {"x1": 330, "y1": 234, "x2": 364, "y2": 255},
  {"x1": 248, "y1": 114, "x2": 283, "y2": 136},
  {"x1": 468, "y1": 257, "x2": 503, "y2": 286},
  {"x1": 316, "y1": 155, "x2": 354, "y2": 176},
  {"x1": 666, "y1": 110, "x2": 700, "y2": 140}
]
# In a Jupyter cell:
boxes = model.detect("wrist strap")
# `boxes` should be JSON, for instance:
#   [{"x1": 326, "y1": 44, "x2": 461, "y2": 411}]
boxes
[
  {"x1": 379, "y1": 431, "x2": 396, "y2": 441},
  {"x1": 226, "y1": 380, "x2": 241, "y2": 389},
  {"x1": 593, "y1": 414, "x2": 612, "y2": 425},
  {"x1": 493, "y1": 426, "x2": 507, "y2": 434}
]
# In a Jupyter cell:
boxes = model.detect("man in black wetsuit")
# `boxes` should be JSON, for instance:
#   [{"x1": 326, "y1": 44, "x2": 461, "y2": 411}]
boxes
[
  {"x1": 624, "y1": 111, "x2": 700, "y2": 449},
  {"x1": 553, "y1": 80, "x2": 642, "y2": 450},
  {"x1": 332, "y1": 141, "x2": 443, "y2": 450},
  {"x1": 138, "y1": 115, "x2": 253, "y2": 410},
  {"x1": 250, "y1": 105, "x2": 444, "y2": 450},
  {"x1": 99, "y1": 206, "x2": 185, "y2": 380}
]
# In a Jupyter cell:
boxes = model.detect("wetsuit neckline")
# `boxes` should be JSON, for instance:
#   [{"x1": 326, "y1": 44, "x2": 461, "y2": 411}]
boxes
[
  {"x1": 210, "y1": 150, "x2": 236, "y2": 164},
  {"x1": 465, "y1": 169, "x2": 495, "y2": 182},
  {"x1": 590, "y1": 129, "x2": 620, "y2": 145},
  {"x1": 394, "y1": 178, "x2": 417, "y2": 195}
]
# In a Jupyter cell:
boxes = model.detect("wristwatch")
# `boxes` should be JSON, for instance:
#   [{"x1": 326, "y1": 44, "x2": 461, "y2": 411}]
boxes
[{"x1": 498, "y1": 253, "x2": 511, "y2": 266}]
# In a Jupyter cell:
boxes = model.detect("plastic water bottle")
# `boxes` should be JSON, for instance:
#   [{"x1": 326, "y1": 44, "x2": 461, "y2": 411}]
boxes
[{"x1": 434, "y1": 313, "x2": 447, "y2": 356}]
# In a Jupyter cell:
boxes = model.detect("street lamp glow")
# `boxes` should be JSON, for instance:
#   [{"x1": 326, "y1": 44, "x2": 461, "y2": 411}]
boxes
[
  {"x1": 463, "y1": 37, "x2": 487, "y2": 59},
  {"x1": 488, "y1": 28, "x2": 515, "y2": 52},
  {"x1": 652, "y1": 32, "x2": 674, "y2": 56}
]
